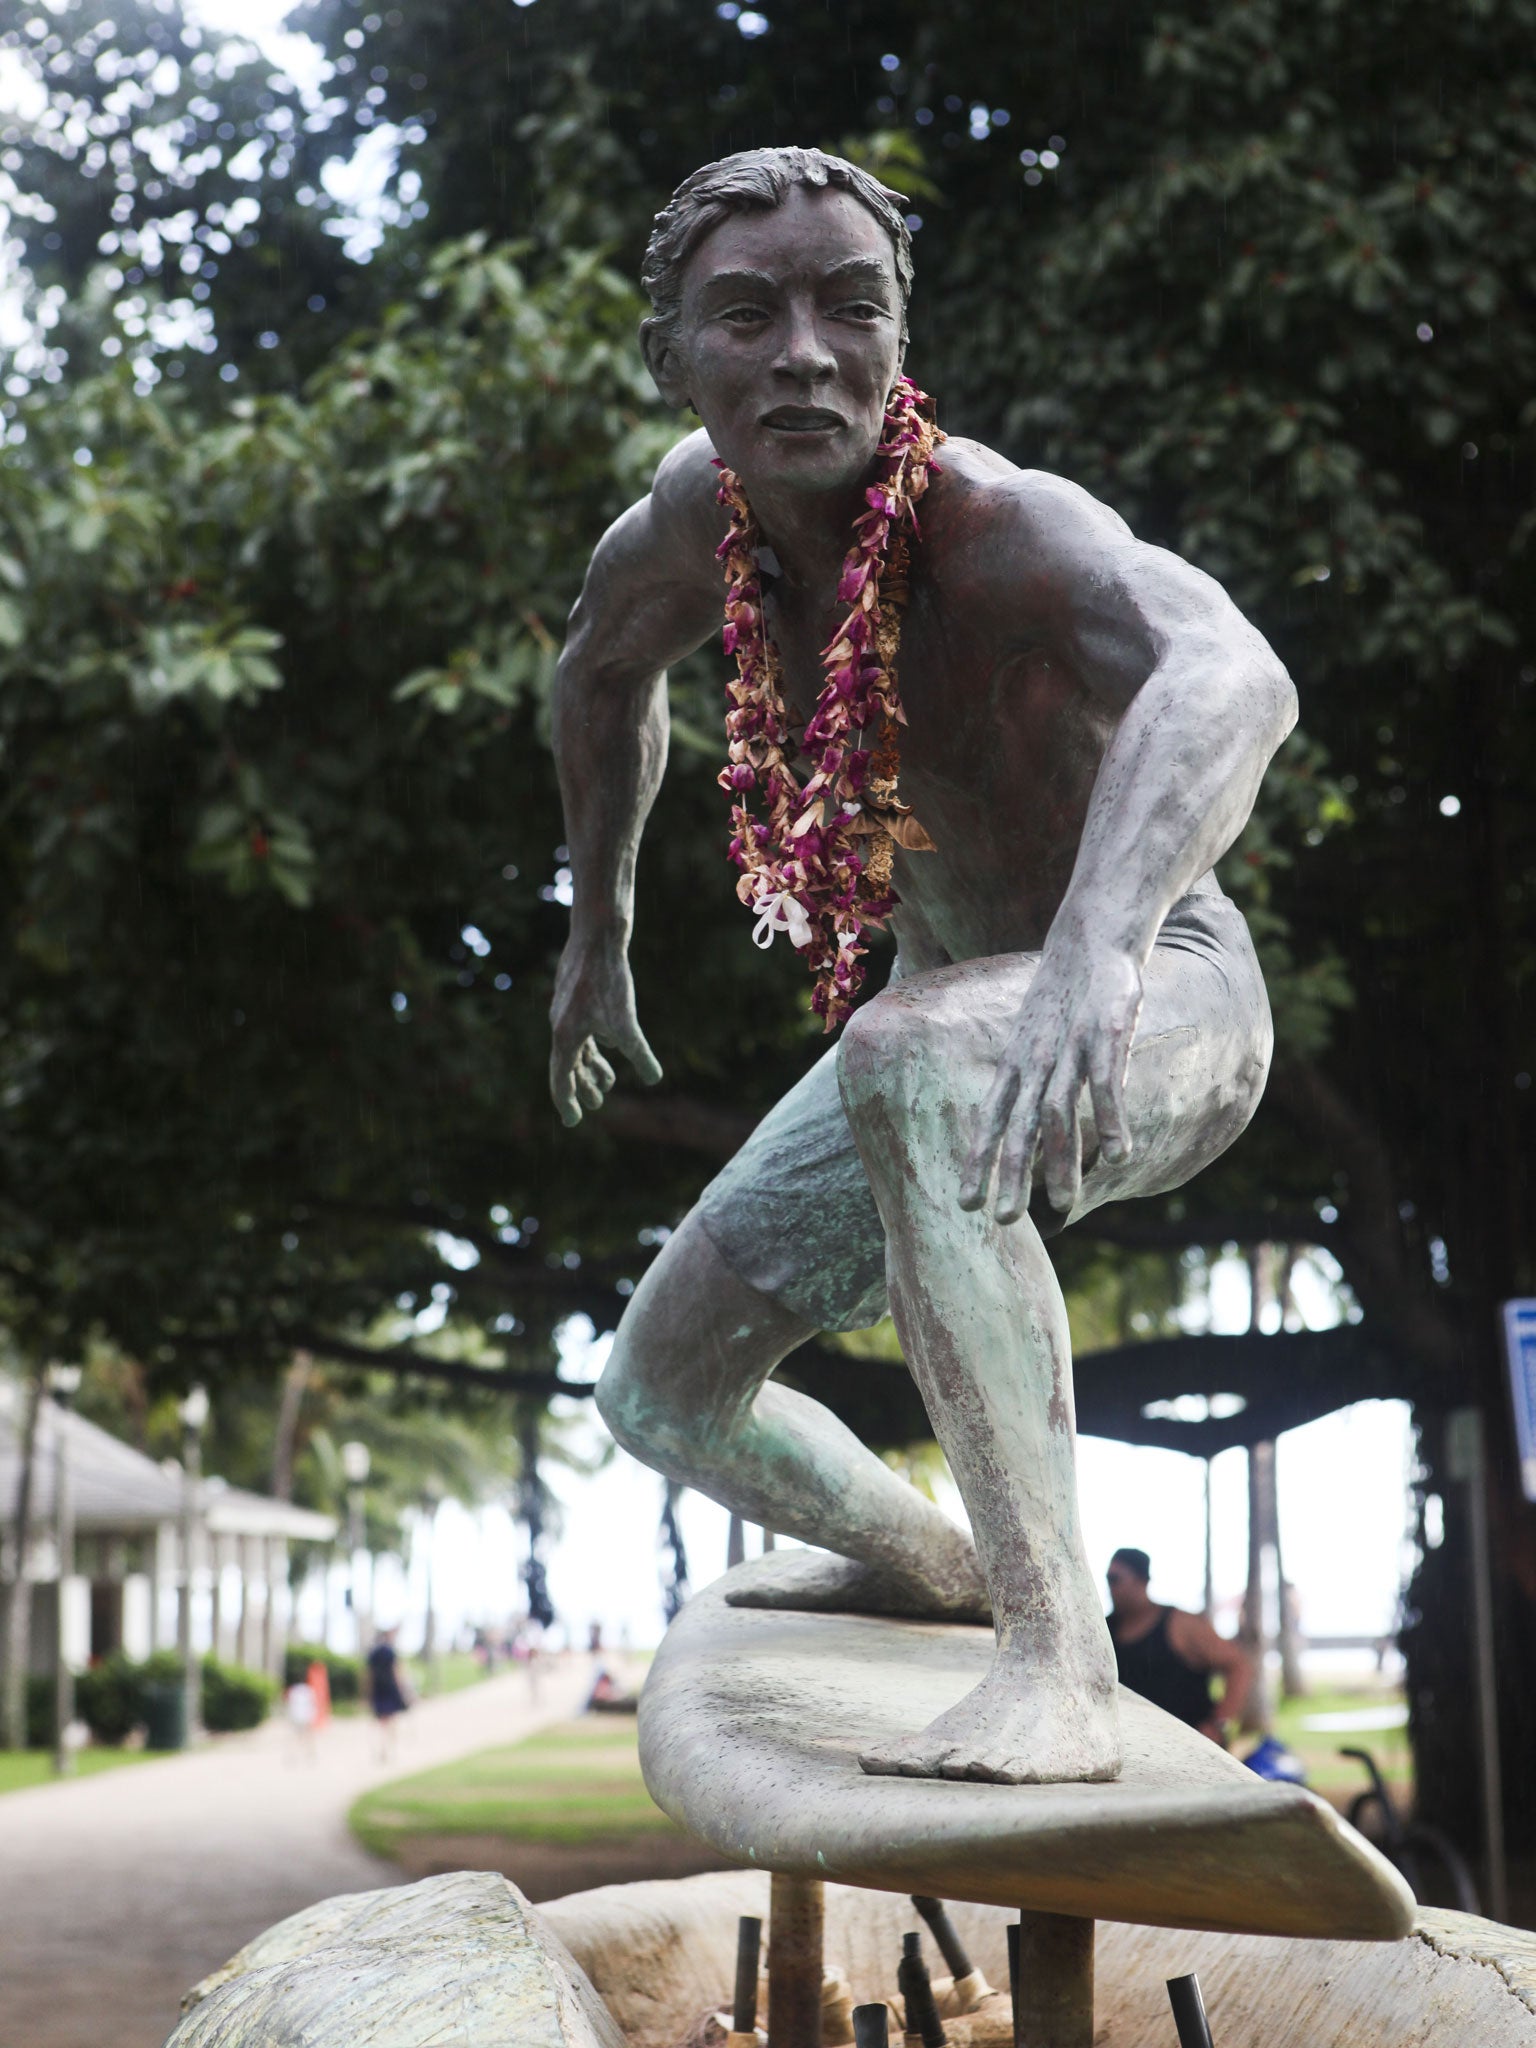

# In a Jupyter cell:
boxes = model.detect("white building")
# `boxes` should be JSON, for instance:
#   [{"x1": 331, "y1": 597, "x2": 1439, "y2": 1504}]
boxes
[{"x1": 0, "y1": 1380, "x2": 336, "y2": 1679}]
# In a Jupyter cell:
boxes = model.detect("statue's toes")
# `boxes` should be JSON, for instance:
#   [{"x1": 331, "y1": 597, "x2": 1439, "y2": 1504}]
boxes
[{"x1": 858, "y1": 1733, "x2": 956, "y2": 1778}]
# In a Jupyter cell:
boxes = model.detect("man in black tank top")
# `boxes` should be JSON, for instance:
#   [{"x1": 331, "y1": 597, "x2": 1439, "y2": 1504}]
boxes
[{"x1": 1105, "y1": 1547, "x2": 1253, "y2": 1746}]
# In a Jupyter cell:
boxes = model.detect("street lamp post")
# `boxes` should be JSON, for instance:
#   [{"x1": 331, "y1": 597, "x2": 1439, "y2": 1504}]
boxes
[
  {"x1": 340, "y1": 1440, "x2": 371, "y2": 1656},
  {"x1": 178, "y1": 1386, "x2": 210, "y2": 1744},
  {"x1": 418, "y1": 1484, "x2": 443, "y2": 1692},
  {"x1": 47, "y1": 1364, "x2": 82, "y2": 1778}
]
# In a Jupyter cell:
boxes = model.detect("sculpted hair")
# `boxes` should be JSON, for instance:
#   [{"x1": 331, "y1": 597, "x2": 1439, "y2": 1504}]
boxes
[{"x1": 640, "y1": 146, "x2": 914, "y2": 351}]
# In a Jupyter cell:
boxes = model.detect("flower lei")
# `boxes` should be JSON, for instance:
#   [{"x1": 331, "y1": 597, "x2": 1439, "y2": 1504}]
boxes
[{"x1": 713, "y1": 375, "x2": 944, "y2": 1031}]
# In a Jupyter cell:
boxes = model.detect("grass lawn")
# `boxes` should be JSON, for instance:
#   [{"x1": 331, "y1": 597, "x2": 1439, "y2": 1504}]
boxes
[
  {"x1": 0, "y1": 1746, "x2": 166, "y2": 1796},
  {"x1": 1268, "y1": 1681, "x2": 1412, "y2": 1807},
  {"x1": 407, "y1": 1649, "x2": 492, "y2": 1698},
  {"x1": 350, "y1": 1715, "x2": 679, "y2": 1860}
]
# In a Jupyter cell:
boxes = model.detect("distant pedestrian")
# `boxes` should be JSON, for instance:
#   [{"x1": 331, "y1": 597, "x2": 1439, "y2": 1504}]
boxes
[
  {"x1": 1105, "y1": 1547, "x2": 1253, "y2": 1746},
  {"x1": 306, "y1": 1657, "x2": 332, "y2": 1731},
  {"x1": 284, "y1": 1677, "x2": 318, "y2": 1762},
  {"x1": 366, "y1": 1626, "x2": 411, "y2": 1762}
]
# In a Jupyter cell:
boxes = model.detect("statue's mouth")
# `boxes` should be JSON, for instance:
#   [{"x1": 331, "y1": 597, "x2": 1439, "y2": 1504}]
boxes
[{"x1": 761, "y1": 406, "x2": 844, "y2": 433}]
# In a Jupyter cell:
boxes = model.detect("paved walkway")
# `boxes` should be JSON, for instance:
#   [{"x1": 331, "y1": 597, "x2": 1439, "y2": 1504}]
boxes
[{"x1": 0, "y1": 1658, "x2": 588, "y2": 2048}]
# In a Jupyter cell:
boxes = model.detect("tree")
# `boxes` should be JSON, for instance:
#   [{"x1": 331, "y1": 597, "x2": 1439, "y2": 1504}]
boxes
[{"x1": 3, "y1": 0, "x2": 1532, "y2": 1857}]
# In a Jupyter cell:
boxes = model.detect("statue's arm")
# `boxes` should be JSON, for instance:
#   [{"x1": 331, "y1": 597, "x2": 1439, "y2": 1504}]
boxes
[
  {"x1": 962, "y1": 473, "x2": 1297, "y2": 1219},
  {"x1": 1028, "y1": 477, "x2": 1297, "y2": 961},
  {"x1": 550, "y1": 432, "x2": 724, "y2": 1126}
]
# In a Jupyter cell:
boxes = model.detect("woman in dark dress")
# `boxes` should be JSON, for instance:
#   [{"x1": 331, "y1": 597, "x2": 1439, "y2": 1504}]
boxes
[{"x1": 366, "y1": 1625, "x2": 410, "y2": 1760}]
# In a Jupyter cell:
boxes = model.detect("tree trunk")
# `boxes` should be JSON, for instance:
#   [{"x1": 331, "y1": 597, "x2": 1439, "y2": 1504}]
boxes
[
  {"x1": 269, "y1": 1351, "x2": 312, "y2": 1502},
  {"x1": 2, "y1": 1369, "x2": 45, "y2": 1750},
  {"x1": 1240, "y1": 1438, "x2": 1276, "y2": 1734}
]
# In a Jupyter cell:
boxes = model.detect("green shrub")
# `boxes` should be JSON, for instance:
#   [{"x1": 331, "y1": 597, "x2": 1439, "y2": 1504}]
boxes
[
  {"x1": 76, "y1": 1651, "x2": 145, "y2": 1745},
  {"x1": 200, "y1": 1656, "x2": 275, "y2": 1732},
  {"x1": 284, "y1": 1642, "x2": 361, "y2": 1705}
]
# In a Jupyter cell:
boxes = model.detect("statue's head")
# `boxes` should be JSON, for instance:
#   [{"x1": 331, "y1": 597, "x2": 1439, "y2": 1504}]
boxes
[{"x1": 640, "y1": 147, "x2": 913, "y2": 499}]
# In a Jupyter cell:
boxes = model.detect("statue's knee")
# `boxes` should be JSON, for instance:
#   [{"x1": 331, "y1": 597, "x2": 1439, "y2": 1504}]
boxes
[
  {"x1": 837, "y1": 992, "x2": 944, "y2": 1127},
  {"x1": 594, "y1": 1351, "x2": 653, "y2": 1460},
  {"x1": 596, "y1": 1338, "x2": 696, "y2": 1471}
]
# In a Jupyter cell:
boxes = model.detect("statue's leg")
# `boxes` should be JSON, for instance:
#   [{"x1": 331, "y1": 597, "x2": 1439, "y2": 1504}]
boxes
[
  {"x1": 596, "y1": 1213, "x2": 989, "y2": 1618},
  {"x1": 841, "y1": 900, "x2": 1271, "y2": 1784},
  {"x1": 838, "y1": 960, "x2": 1120, "y2": 1783}
]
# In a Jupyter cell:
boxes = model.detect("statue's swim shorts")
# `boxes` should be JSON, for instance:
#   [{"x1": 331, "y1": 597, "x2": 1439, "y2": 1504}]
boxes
[{"x1": 693, "y1": 881, "x2": 1271, "y2": 1333}]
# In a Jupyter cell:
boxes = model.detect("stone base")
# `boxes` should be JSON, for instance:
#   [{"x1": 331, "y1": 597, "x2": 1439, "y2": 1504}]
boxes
[
  {"x1": 165, "y1": 1867, "x2": 1536, "y2": 2048},
  {"x1": 164, "y1": 1869, "x2": 623, "y2": 2048},
  {"x1": 544, "y1": 1870, "x2": 1536, "y2": 2048}
]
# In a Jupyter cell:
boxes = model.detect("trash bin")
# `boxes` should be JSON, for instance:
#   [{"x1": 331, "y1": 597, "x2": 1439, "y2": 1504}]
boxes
[{"x1": 141, "y1": 1679, "x2": 187, "y2": 1751}]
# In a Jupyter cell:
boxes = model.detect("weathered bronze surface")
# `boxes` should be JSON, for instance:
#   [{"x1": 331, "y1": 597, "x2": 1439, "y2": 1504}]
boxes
[{"x1": 551, "y1": 147, "x2": 1293, "y2": 1786}]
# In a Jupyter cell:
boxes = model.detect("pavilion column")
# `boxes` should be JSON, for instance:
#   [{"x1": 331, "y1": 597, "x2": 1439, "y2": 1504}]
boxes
[
  {"x1": 209, "y1": 1534, "x2": 229, "y2": 1662},
  {"x1": 262, "y1": 1536, "x2": 287, "y2": 1680},
  {"x1": 149, "y1": 1521, "x2": 174, "y2": 1653},
  {"x1": 237, "y1": 1534, "x2": 260, "y2": 1670}
]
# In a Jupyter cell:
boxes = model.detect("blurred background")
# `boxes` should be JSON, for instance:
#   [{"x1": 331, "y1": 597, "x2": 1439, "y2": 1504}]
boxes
[{"x1": 0, "y1": 0, "x2": 1532, "y2": 2038}]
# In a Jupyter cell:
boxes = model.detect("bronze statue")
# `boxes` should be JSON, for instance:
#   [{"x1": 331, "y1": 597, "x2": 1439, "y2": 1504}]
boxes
[{"x1": 549, "y1": 148, "x2": 1291, "y2": 1786}]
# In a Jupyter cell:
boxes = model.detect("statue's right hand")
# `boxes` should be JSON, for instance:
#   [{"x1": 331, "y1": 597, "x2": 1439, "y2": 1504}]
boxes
[{"x1": 548, "y1": 936, "x2": 663, "y2": 1128}]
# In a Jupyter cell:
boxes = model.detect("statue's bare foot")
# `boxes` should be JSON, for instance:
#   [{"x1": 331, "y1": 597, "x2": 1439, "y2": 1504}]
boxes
[
  {"x1": 859, "y1": 1650, "x2": 1121, "y2": 1784},
  {"x1": 725, "y1": 1549, "x2": 992, "y2": 1626}
]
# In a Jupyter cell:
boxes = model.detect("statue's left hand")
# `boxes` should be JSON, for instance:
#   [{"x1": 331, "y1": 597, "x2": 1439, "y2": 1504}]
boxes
[{"x1": 958, "y1": 940, "x2": 1144, "y2": 1223}]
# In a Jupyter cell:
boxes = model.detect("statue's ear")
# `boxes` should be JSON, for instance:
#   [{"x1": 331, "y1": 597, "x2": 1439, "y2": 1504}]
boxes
[{"x1": 640, "y1": 319, "x2": 693, "y2": 411}]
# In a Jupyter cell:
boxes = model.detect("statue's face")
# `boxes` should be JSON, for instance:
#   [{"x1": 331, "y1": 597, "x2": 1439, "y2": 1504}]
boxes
[{"x1": 668, "y1": 183, "x2": 905, "y2": 499}]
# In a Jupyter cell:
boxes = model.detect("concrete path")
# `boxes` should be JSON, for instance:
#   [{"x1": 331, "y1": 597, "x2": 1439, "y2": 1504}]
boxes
[{"x1": 0, "y1": 1657, "x2": 589, "y2": 2048}]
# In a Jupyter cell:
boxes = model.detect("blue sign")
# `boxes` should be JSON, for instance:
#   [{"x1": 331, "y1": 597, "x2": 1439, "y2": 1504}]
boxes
[{"x1": 1502, "y1": 1300, "x2": 1536, "y2": 1504}]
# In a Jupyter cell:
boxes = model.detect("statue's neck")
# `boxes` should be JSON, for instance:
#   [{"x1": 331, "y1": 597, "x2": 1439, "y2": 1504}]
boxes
[{"x1": 741, "y1": 476, "x2": 872, "y2": 594}]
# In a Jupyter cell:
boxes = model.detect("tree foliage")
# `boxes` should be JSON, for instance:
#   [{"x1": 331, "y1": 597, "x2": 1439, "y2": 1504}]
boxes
[
  {"x1": 0, "y1": 229, "x2": 820, "y2": 1383},
  {"x1": 2, "y1": 0, "x2": 1533, "y2": 1843}
]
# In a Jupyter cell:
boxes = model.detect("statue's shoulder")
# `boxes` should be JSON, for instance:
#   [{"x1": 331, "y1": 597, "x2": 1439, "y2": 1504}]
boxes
[
  {"x1": 930, "y1": 440, "x2": 1132, "y2": 541},
  {"x1": 926, "y1": 441, "x2": 1135, "y2": 598},
  {"x1": 649, "y1": 427, "x2": 730, "y2": 552}
]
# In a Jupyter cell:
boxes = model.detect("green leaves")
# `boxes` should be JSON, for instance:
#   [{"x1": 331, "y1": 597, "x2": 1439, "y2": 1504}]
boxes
[{"x1": 133, "y1": 621, "x2": 284, "y2": 712}]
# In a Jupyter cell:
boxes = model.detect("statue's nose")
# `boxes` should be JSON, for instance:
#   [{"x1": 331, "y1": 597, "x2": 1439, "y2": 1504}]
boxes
[{"x1": 772, "y1": 306, "x2": 837, "y2": 385}]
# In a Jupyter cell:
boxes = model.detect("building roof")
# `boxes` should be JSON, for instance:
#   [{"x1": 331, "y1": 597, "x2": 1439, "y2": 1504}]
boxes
[{"x1": 0, "y1": 1380, "x2": 336, "y2": 1542}]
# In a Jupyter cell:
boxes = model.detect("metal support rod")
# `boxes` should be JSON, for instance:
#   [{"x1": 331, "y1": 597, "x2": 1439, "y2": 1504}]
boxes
[
  {"x1": 767, "y1": 1873, "x2": 823, "y2": 2048},
  {"x1": 1166, "y1": 1974, "x2": 1214, "y2": 2048},
  {"x1": 852, "y1": 2006, "x2": 889, "y2": 2048},
  {"x1": 733, "y1": 1914, "x2": 763, "y2": 2035},
  {"x1": 911, "y1": 1896, "x2": 973, "y2": 1984},
  {"x1": 1013, "y1": 1913, "x2": 1094, "y2": 2048},
  {"x1": 898, "y1": 1931, "x2": 946, "y2": 2048}
]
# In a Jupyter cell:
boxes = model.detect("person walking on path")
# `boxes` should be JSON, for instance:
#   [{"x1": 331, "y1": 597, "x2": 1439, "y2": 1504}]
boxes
[
  {"x1": 1105, "y1": 1546, "x2": 1253, "y2": 1746},
  {"x1": 365, "y1": 1625, "x2": 411, "y2": 1762}
]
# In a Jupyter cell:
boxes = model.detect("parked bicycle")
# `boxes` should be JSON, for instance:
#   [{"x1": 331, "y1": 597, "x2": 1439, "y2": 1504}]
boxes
[{"x1": 1341, "y1": 1745, "x2": 1480, "y2": 1914}]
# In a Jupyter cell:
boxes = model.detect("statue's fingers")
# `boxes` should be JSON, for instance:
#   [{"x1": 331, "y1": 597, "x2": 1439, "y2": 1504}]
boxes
[
  {"x1": 583, "y1": 1044, "x2": 617, "y2": 1094},
  {"x1": 549, "y1": 1037, "x2": 588, "y2": 1128},
  {"x1": 960, "y1": 1061, "x2": 1022, "y2": 1211},
  {"x1": 1039, "y1": 1069, "x2": 1085, "y2": 1218},
  {"x1": 574, "y1": 1052, "x2": 607, "y2": 1114},
  {"x1": 1087, "y1": 1033, "x2": 1133, "y2": 1165},
  {"x1": 993, "y1": 1071, "x2": 1046, "y2": 1224},
  {"x1": 621, "y1": 1021, "x2": 664, "y2": 1087}
]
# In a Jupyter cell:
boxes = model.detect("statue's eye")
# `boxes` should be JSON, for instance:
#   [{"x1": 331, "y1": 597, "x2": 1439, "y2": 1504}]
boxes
[{"x1": 721, "y1": 305, "x2": 770, "y2": 326}]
